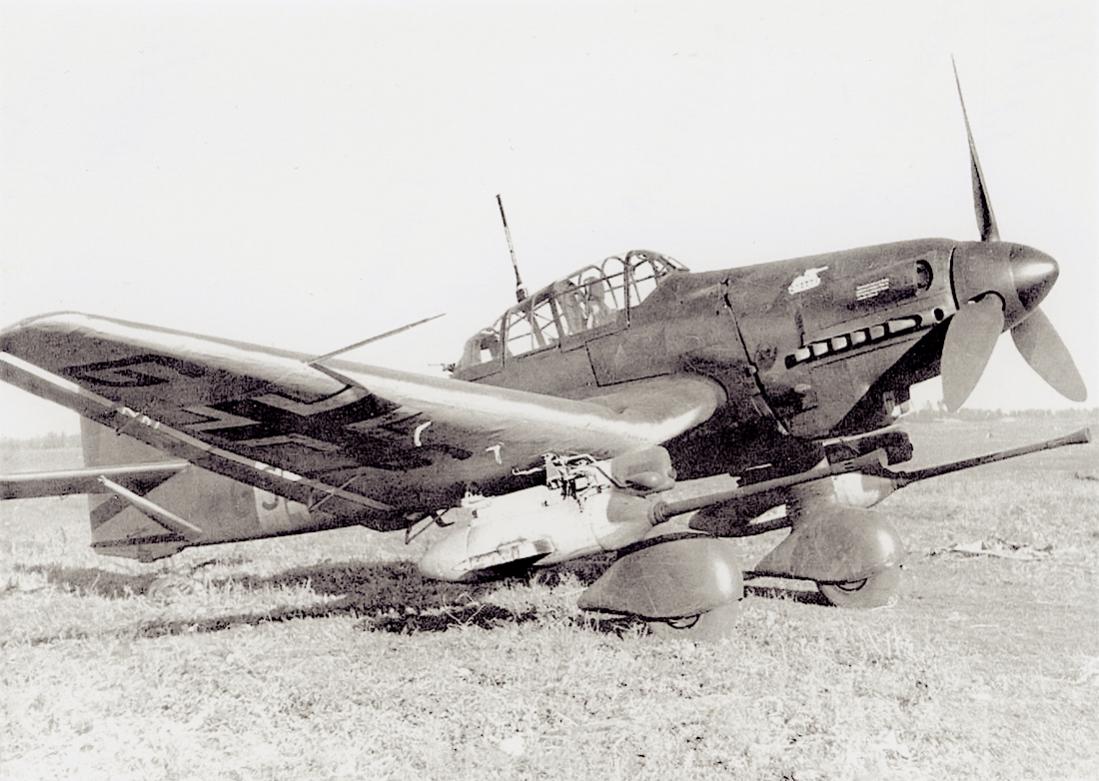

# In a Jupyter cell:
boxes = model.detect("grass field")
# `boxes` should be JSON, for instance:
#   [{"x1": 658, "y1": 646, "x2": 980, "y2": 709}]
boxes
[{"x1": 2, "y1": 417, "x2": 1098, "y2": 780}]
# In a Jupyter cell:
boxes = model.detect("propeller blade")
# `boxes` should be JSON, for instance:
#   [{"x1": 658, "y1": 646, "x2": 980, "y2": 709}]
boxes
[
  {"x1": 941, "y1": 295, "x2": 1006, "y2": 411},
  {"x1": 1011, "y1": 307, "x2": 1088, "y2": 402},
  {"x1": 952, "y1": 57, "x2": 1000, "y2": 242}
]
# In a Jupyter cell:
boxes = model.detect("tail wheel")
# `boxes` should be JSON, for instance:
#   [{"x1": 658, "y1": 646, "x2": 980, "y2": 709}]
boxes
[
  {"x1": 817, "y1": 565, "x2": 901, "y2": 609},
  {"x1": 647, "y1": 601, "x2": 741, "y2": 642}
]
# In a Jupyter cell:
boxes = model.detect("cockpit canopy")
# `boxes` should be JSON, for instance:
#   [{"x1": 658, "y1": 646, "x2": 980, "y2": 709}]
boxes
[{"x1": 457, "y1": 249, "x2": 686, "y2": 370}]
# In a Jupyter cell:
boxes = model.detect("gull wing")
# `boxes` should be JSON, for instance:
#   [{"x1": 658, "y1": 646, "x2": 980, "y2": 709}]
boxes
[{"x1": 0, "y1": 312, "x2": 724, "y2": 521}]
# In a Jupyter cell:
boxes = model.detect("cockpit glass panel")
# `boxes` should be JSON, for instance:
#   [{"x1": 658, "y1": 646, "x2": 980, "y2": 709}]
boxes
[
  {"x1": 531, "y1": 295, "x2": 560, "y2": 347},
  {"x1": 456, "y1": 249, "x2": 686, "y2": 371},
  {"x1": 461, "y1": 318, "x2": 503, "y2": 368},
  {"x1": 580, "y1": 257, "x2": 626, "y2": 330},
  {"x1": 505, "y1": 294, "x2": 560, "y2": 357},
  {"x1": 552, "y1": 279, "x2": 587, "y2": 337},
  {"x1": 550, "y1": 257, "x2": 627, "y2": 337},
  {"x1": 598, "y1": 256, "x2": 628, "y2": 309},
  {"x1": 628, "y1": 250, "x2": 677, "y2": 308}
]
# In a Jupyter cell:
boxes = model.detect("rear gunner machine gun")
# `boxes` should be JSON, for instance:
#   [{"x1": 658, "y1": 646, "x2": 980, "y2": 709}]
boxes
[{"x1": 417, "y1": 427, "x2": 1091, "y2": 634}]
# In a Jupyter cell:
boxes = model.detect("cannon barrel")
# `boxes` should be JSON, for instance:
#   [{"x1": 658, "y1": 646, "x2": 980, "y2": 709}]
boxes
[
  {"x1": 890, "y1": 427, "x2": 1091, "y2": 486},
  {"x1": 650, "y1": 427, "x2": 1091, "y2": 525}
]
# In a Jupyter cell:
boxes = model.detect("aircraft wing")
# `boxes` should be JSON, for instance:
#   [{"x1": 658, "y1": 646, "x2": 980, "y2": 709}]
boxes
[{"x1": 0, "y1": 312, "x2": 724, "y2": 526}]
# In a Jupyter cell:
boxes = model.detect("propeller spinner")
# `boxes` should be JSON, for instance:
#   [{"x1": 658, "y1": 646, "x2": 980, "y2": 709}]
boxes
[{"x1": 940, "y1": 60, "x2": 1087, "y2": 410}]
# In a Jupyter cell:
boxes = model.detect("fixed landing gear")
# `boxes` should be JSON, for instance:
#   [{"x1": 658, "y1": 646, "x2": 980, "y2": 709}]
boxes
[
  {"x1": 578, "y1": 534, "x2": 744, "y2": 640},
  {"x1": 754, "y1": 503, "x2": 905, "y2": 609},
  {"x1": 816, "y1": 565, "x2": 901, "y2": 608},
  {"x1": 647, "y1": 601, "x2": 742, "y2": 641}
]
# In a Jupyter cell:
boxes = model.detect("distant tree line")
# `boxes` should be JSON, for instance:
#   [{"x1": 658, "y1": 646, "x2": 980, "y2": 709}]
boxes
[
  {"x1": 906, "y1": 403, "x2": 1097, "y2": 422},
  {"x1": 0, "y1": 431, "x2": 83, "y2": 450}
]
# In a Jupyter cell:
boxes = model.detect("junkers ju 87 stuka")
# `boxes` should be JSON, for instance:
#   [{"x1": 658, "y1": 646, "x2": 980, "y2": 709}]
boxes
[{"x1": 0, "y1": 66, "x2": 1089, "y2": 636}]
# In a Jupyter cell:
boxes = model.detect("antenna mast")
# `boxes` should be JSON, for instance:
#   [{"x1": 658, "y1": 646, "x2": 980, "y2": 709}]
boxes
[{"x1": 495, "y1": 193, "x2": 527, "y2": 302}]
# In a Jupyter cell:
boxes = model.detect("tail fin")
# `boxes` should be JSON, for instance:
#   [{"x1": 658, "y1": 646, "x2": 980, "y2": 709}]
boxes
[{"x1": 79, "y1": 420, "x2": 315, "y2": 562}]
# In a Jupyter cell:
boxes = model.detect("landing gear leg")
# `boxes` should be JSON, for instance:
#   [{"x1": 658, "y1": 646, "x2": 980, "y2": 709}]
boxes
[{"x1": 817, "y1": 565, "x2": 901, "y2": 608}]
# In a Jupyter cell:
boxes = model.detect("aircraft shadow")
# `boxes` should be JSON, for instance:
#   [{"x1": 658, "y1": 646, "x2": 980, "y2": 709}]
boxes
[
  {"x1": 15, "y1": 558, "x2": 639, "y2": 642},
  {"x1": 16, "y1": 559, "x2": 826, "y2": 643},
  {"x1": 744, "y1": 582, "x2": 830, "y2": 606},
  {"x1": 13, "y1": 563, "x2": 160, "y2": 599}
]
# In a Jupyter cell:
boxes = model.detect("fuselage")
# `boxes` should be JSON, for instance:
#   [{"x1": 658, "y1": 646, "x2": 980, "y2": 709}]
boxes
[{"x1": 453, "y1": 238, "x2": 1055, "y2": 479}]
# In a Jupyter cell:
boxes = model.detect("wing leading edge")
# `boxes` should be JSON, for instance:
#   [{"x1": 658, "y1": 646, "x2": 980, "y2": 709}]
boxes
[{"x1": 1, "y1": 312, "x2": 725, "y2": 517}]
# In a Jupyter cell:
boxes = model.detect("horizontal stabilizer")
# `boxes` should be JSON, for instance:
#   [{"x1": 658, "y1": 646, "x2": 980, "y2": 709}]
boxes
[{"x1": 0, "y1": 462, "x2": 188, "y2": 500}]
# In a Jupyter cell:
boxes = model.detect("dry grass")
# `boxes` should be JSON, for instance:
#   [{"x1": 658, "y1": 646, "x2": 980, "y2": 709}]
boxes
[{"x1": 2, "y1": 417, "x2": 1098, "y2": 780}]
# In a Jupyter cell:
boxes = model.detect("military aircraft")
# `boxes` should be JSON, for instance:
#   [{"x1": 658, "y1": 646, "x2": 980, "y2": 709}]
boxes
[{"x1": 0, "y1": 66, "x2": 1090, "y2": 635}]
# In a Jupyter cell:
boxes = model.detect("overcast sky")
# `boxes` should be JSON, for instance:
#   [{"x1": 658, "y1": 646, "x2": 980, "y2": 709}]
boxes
[{"x1": 1, "y1": 1, "x2": 1096, "y2": 438}]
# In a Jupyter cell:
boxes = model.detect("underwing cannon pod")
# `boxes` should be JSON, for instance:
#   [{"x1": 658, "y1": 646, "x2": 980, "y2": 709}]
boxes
[{"x1": 417, "y1": 447, "x2": 675, "y2": 582}]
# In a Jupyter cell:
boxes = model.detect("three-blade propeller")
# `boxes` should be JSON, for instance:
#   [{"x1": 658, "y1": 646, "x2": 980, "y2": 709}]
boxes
[{"x1": 940, "y1": 59, "x2": 1087, "y2": 410}]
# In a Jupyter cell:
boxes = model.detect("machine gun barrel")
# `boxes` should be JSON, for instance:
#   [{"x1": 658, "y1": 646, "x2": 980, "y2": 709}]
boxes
[{"x1": 889, "y1": 427, "x2": 1091, "y2": 487}]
